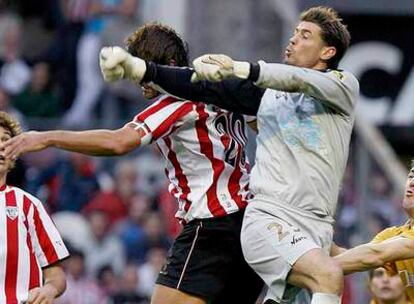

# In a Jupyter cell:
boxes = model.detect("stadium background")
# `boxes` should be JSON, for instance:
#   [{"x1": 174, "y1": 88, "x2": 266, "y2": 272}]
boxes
[{"x1": 1, "y1": 0, "x2": 413, "y2": 303}]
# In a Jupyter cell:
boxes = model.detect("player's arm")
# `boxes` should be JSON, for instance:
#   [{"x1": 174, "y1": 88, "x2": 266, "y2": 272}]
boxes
[
  {"x1": 189, "y1": 54, "x2": 359, "y2": 116},
  {"x1": 3, "y1": 124, "x2": 145, "y2": 159},
  {"x1": 252, "y1": 62, "x2": 359, "y2": 116},
  {"x1": 99, "y1": 47, "x2": 263, "y2": 115},
  {"x1": 334, "y1": 236, "x2": 414, "y2": 274},
  {"x1": 28, "y1": 263, "x2": 66, "y2": 303},
  {"x1": 143, "y1": 63, "x2": 263, "y2": 115}
]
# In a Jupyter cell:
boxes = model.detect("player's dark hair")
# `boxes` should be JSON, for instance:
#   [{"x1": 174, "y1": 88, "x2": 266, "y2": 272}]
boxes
[
  {"x1": 125, "y1": 22, "x2": 189, "y2": 66},
  {"x1": 300, "y1": 6, "x2": 350, "y2": 69}
]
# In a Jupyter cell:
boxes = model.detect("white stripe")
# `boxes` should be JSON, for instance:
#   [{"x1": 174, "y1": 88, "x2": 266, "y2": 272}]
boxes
[
  {"x1": 142, "y1": 102, "x2": 190, "y2": 134},
  {"x1": 24, "y1": 197, "x2": 47, "y2": 267},
  {"x1": 177, "y1": 224, "x2": 201, "y2": 289},
  {"x1": 0, "y1": 192, "x2": 7, "y2": 302},
  {"x1": 26, "y1": 193, "x2": 69, "y2": 261},
  {"x1": 15, "y1": 191, "x2": 29, "y2": 302}
]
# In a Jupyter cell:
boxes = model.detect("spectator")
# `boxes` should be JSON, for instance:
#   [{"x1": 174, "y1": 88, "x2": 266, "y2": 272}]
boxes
[
  {"x1": 84, "y1": 210, "x2": 126, "y2": 276},
  {"x1": 55, "y1": 248, "x2": 107, "y2": 304},
  {"x1": 83, "y1": 159, "x2": 139, "y2": 224},
  {"x1": 110, "y1": 263, "x2": 149, "y2": 304},
  {"x1": 27, "y1": 152, "x2": 100, "y2": 212},
  {"x1": 142, "y1": 212, "x2": 172, "y2": 253},
  {"x1": 97, "y1": 265, "x2": 118, "y2": 298},
  {"x1": 63, "y1": 0, "x2": 139, "y2": 128},
  {"x1": 0, "y1": 16, "x2": 30, "y2": 95},
  {"x1": 115, "y1": 193, "x2": 151, "y2": 262},
  {"x1": 0, "y1": 86, "x2": 27, "y2": 130},
  {"x1": 368, "y1": 267, "x2": 409, "y2": 304},
  {"x1": 137, "y1": 247, "x2": 167, "y2": 299},
  {"x1": 13, "y1": 61, "x2": 62, "y2": 118}
]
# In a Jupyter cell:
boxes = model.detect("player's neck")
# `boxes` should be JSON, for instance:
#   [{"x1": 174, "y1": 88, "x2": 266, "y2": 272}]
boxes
[{"x1": 312, "y1": 61, "x2": 328, "y2": 71}]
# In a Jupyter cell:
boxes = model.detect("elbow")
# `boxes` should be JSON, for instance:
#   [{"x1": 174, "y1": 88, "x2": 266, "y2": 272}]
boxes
[
  {"x1": 110, "y1": 136, "x2": 137, "y2": 155},
  {"x1": 109, "y1": 140, "x2": 131, "y2": 155}
]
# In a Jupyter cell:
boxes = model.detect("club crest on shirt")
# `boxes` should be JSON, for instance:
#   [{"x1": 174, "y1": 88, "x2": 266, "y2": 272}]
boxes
[{"x1": 6, "y1": 206, "x2": 19, "y2": 220}]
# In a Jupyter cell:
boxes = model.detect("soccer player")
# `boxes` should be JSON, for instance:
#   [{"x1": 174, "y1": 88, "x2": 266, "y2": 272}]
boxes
[
  {"x1": 332, "y1": 161, "x2": 414, "y2": 303},
  {"x1": 368, "y1": 267, "x2": 409, "y2": 304},
  {"x1": 0, "y1": 111, "x2": 69, "y2": 304},
  {"x1": 3, "y1": 23, "x2": 263, "y2": 304},
  {"x1": 97, "y1": 6, "x2": 358, "y2": 304}
]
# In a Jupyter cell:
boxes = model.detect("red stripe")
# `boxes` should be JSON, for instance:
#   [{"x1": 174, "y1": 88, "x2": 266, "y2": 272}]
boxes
[
  {"x1": 135, "y1": 96, "x2": 177, "y2": 121},
  {"x1": 30, "y1": 197, "x2": 59, "y2": 264},
  {"x1": 195, "y1": 104, "x2": 227, "y2": 217},
  {"x1": 23, "y1": 197, "x2": 40, "y2": 290},
  {"x1": 164, "y1": 138, "x2": 192, "y2": 212},
  {"x1": 151, "y1": 103, "x2": 193, "y2": 139},
  {"x1": 227, "y1": 149, "x2": 247, "y2": 210},
  {"x1": 217, "y1": 118, "x2": 246, "y2": 209},
  {"x1": 5, "y1": 190, "x2": 19, "y2": 303}
]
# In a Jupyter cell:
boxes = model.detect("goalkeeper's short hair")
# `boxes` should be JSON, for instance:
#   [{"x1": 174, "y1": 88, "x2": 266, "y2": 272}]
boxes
[
  {"x1": 300, "y1": 6, "x2": 350, "y2": 69},
  {"x1": 125, "y1": 22, "x2": 189, "y2": 67}
]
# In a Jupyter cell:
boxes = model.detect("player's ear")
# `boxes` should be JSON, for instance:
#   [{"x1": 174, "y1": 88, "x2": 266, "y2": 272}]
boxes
[
  {"x1": 320, "y1": 46, "x2": 336, "y2": 62},
  {"x1": 169, "y1": 59, "x2": 177, "y2": 66}
]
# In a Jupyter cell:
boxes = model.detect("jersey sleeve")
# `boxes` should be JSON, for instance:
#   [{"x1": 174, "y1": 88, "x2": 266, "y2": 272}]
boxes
[
  {"x1": 26, "y1": 194, "x2": 69, "y2": 268},
  {"x1": 128, "y1": 96, "x2": 196, "y2": 145},
  {"x1": 254, "y1": 61, "x2": 360, "y2": 116},
  {"x1": 143, "y1": 63, "x2": 264, "y2": 115},
  {"x1": 370, "y1": 226, "x2": 401, "y2": 244}
]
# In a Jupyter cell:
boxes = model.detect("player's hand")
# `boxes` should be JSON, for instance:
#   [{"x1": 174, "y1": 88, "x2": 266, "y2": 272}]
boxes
[
  {"x1": 3, "y1": 131, "x2": 48, "y2": 160},
  {"x1": 191, "y1": 54, "x2": 251, "y2": 83},
  {"x1": 99, "y1": 46, "x2": 146, "y2": 83},
  {"x1": 27, "y1": 285, "x2": 58, "y2": 304}
]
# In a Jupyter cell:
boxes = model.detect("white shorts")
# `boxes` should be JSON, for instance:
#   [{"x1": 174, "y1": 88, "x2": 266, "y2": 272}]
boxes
[{"x1": 241, "y1": 201, "x2": 334, "y2": 303}]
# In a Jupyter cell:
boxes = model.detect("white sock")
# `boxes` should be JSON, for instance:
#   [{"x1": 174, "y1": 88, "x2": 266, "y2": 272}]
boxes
[{"x1": 310, "y1": 293, "x2": 341, "y2": 304}]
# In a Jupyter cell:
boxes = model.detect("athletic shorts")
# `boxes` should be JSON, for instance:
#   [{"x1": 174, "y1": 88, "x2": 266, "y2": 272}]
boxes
[
  {"x1": 156, "y1": 210, "x2": 264, "y2": 303},
  {"x1": 241, "y1": 201, "x2": 334, "y2": 303}
]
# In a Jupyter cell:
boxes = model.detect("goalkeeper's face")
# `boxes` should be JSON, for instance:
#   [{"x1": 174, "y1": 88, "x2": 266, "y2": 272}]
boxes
[
  {"x1": 403, "y1": 167, "x2": 414, "y2": 214},
  {"x1": 284, "y1": 21, "x2": 335, "y2": 70}
]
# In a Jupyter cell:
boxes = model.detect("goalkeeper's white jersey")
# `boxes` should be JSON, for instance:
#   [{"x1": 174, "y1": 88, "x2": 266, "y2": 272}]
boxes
[
  {"x1": 130, "y1": 95, "x2": 250, "y2": 222},
  {"x1": 250, "y1": 62, "x2": 359, "y2": 220}
]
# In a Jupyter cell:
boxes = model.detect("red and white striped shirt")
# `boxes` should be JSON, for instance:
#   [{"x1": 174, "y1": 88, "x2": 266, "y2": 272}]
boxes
[
  {"x1": 130, "y1": 95, "x2": 251, "y2": 222},
  {"x1": 0, "y1": 184, "x2": 69, "y2": 303}
]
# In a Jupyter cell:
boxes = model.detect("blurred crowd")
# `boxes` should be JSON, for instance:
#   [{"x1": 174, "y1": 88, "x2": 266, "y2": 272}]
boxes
[{"x1": 0, "y1": 1, "x2": 409, "y2": 303}]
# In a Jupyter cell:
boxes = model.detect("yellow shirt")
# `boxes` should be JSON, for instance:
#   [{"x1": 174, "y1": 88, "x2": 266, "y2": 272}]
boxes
[{"x1": 372, "y1": 222, "x2": 414, "y2": 303}]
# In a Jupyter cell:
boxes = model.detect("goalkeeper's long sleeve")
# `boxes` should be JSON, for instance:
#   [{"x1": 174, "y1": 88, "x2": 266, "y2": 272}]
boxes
[{"x1": 143, "y1": 62, "x2": 264, "y2": 116}]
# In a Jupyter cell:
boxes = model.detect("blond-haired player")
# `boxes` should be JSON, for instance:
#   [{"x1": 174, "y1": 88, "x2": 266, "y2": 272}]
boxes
[{"x1": 335, "y1": 160, "x2": 414, "y2": 303}]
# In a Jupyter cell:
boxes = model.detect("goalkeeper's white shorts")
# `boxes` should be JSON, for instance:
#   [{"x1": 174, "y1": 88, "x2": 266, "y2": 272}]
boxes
[{"x1": 241, "y1": 200, "x2": 334, "y2": 303}]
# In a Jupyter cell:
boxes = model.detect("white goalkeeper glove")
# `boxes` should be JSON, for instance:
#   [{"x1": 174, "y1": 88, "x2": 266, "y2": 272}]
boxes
[
  {"x1": 99, "y1": 46, "x2": 146, "y2": 83},
  {"x1": 190, "y1": 54, "x2": 251, "y2": 83}
]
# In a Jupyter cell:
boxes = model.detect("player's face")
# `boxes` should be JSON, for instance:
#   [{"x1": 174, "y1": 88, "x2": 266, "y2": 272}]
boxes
[
  {"x1": 403, "y1": 167, "x2": 414, "y2": 211},
  {"x1": 369, "y1": 268, "x2": 406, "y2": 302},
  {"x1": 141, "y1": 83, "x2": 160, "y2": 99},
  {"x1": 284, "y1": 21, "x2": 335, "y2": 70},
  {"x1": 0, "y1": 126, "x2": 12, "y2": 174}
]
